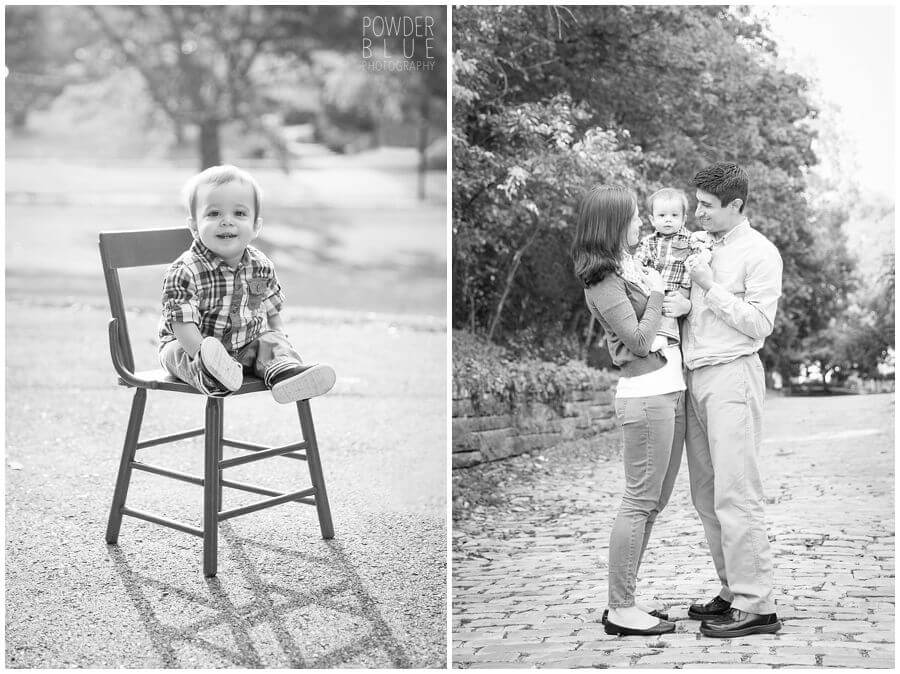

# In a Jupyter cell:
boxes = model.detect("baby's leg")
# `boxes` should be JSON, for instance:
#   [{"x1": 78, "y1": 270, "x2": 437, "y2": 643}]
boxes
[
  {"x1": 159, "y1": 340, "x2": 231, "y2": 396},
  {"x1": 251, "y1": 331, "x2": 335, "y2": 403}
]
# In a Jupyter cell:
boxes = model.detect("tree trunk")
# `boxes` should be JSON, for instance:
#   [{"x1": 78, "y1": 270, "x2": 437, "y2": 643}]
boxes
[
  {"x1": 487, "y1": 224, "x2": 541, "y2": 341},
  {"x1": 10, "y1": 108, "x2": 28, "y2": 129},
  {"x1": 199, "y1": 119, "x2": 222, "y2": 170},
  {"x1": 580, "y1": 314, "x2": 596, "y2": 361},
  {"x1": 417, "y1": 91, "x2": 430, "y2": 201}
]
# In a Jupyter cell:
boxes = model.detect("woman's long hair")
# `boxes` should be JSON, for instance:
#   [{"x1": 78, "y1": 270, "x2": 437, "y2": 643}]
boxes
[{"x1": 571, "y1": 184, "x2": 636, "y2": 288}]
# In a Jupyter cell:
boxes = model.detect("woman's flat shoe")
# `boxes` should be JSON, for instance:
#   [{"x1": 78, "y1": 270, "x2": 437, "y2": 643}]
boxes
[
  {"x1": 604, "y1": 618, "x2": 676, "y2": 636},
  {"x1": 601, "y1": 608, "x2": 669, "y2": 624}
]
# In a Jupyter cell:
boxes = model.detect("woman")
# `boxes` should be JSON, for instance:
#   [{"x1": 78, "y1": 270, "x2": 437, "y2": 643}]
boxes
[{"x1": 571, "y1": 184, "x2": 686, "y2": 637}]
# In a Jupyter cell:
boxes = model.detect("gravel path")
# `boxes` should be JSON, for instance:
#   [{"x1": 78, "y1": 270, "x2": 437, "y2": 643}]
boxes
[{"x1": 6, "y1": 301, "x2": 447, "y2": 668}]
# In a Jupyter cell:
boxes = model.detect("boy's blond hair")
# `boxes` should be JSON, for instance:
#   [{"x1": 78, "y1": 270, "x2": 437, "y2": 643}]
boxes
[
  {"x1": 647, "y1": 187, "x2": 689, "y2": 217},
  {"x1": 182, "y1": 164, "x2": 263, "y2": 221}
]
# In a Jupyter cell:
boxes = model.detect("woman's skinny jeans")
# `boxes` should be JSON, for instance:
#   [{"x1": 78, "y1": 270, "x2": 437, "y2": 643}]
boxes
[{"x1": 608, "y1": 390, "x2": 685, "y2": 608}]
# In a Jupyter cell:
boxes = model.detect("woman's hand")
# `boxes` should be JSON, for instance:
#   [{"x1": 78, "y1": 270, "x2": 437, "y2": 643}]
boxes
[{"x1": 643, "y1": 266, "x2": 666, "y2": 293}]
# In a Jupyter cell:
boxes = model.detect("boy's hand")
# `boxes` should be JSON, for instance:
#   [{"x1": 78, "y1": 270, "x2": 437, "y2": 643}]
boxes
[{"x1": 685, "y1": 254, "x2": 714, "y2": 290}]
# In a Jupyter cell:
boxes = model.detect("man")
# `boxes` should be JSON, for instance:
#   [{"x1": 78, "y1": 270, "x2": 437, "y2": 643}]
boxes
[{"x1": 664, "y1": 161, "x2": 783, "y2": 638}]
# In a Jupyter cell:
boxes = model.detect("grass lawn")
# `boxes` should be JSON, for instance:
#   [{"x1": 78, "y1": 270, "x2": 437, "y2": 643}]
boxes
[{"x1": 6, "y1": 157, "x2": 446, "y2": 317}]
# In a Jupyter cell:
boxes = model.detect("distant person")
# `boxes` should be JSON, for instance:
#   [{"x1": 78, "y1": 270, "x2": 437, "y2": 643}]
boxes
[
  {"x1": 571, "y1": 184, "x2": 684, "y2": 637},
  {"x1": 157, "y1": 164, "x2": 336, "y2": 402},
  {"x1": 669, "y1": 161, "x2": 784, "y2": 637},
  {"x1": 634, "y1": 187, "x2": 712, "y2": 343}
]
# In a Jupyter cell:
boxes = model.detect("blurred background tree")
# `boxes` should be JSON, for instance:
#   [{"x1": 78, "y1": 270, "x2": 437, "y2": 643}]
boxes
[
  {"x1": 6, "y1": 4, "x2": 446, "y2": 187},
  {"x1": 453, "y1": 5, "x2": 888, "y2": 384},
  {"x1": 6, "y1": 5, "x2": 447, "y2": 319},
  {"x1": 5, "y1": 6, "x2": 98, "y2": 128}
]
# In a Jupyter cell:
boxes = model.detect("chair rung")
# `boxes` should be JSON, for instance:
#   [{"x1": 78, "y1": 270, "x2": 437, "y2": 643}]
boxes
[
  {"x1": 219, "y1": 441, "x2": 307, "y2": 469},
  {"x1": 131, "y1": 465, "x2": 291, "y2": 501},
  {"x1": 221, "y1": 477, "x2": 284, "y2": 498},
  {"x1": 218, "y1": 487, "x2": 316, "y2": 521},
  {"x1": 131, "y1": 461, "x2": 203, "y2": 486},
  {"x1": 222, "y1": 438, "x2": 270, "y2": 451},
  {"x1": 136, "y1": 428, "x2": 205, "y2": 449},
  {"x1": 223, "y1": 437, "x2": 307, "y2": 461},
  {"x1": 121, "y1": 507, "x2": 203, "y2": 537}
]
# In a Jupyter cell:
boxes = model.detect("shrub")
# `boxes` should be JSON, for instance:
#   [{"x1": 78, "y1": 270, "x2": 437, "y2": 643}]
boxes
[{"x1": 453, "y1": 329, "x2": 614, "y2": 414}]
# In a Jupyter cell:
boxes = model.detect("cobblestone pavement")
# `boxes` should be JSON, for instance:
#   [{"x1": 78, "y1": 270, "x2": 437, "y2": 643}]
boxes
[{"x1": 452, "y1": 393, "x2": 894, "y2": 668}]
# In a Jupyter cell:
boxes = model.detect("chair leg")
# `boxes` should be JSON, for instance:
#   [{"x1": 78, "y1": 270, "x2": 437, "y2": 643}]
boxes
[
  {"x1": 216, "y1": 408, "x2": 224, "y2": 511},
  {"x1": 203, "y1": 397, "x2": 223, "y2": 577},
  {"x1": 106, "y1": 388, "x2": 148, "y2": 544},
  {"x1": 297, "y1": 400, "x2": 334, "y2": 539}
]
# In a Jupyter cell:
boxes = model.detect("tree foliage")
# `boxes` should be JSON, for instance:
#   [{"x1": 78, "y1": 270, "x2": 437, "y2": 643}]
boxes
[
  {"x1": 453, "y1": 5, "x2": 861, "y2": 374},
  {"x1": 86, "y1": 5, "x2": 349, "y2": 169},
  {"x1": 9, "y1": 6, "x2": 446, "y2": 172},
  {"x1": 5, "y1": 6, "x2": 98, "y2": 127}
]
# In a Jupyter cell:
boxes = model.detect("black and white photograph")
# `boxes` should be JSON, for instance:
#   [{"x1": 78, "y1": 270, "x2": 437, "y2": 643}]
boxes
[
  {"x1": 452, "y1": 4, "x2": 894, "y2": 668},
  {"x1": 6, "y1": 4, "x2": 446, "y2": 668}
]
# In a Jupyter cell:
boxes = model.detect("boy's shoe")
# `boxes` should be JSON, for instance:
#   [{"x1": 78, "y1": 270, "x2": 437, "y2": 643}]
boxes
[
  {"x1": 267, "y1": 363, "x2": 336, "y2": 404},
  {"x1": 186, "y1": 359, "x2": 231, "y2": 397},
  {"x1": 198, "y1": 337, "x2": 244, "y2": 392}
]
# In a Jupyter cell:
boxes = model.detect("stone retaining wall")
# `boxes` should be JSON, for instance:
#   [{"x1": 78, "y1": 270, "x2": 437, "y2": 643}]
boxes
[{"x1": 452, "y1": 383, "x2": 618, "y2": 469}]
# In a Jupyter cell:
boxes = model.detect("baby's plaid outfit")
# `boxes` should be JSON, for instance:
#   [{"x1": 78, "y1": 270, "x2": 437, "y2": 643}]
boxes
[
  {"x1": 634, "y1": 226, "x2": 695, "y2": 292},
  {"x1": 158, "y1": 237, "x2": 304, "y2": 394},
  {"x1": 634, "y1": 227, "x2": 711, "y2": 343}
]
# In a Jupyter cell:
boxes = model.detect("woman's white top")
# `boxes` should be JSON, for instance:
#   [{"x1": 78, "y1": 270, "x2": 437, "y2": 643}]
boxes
[{"x1": 615, "y1": 344, "x2": 686, "y2": 399}]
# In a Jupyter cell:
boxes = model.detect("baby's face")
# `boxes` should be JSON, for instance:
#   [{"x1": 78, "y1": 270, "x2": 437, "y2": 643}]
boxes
[
  {"x1": 649, "y1": 197, "x2": 685, "y2": 236},
  {"x1": 190, "y1": 180, "x2": 261, "y2": 267}
]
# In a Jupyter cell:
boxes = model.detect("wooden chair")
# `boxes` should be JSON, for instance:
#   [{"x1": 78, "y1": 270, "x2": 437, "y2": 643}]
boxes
[{"x1": 99, "y1": 228, "x2": 334, "y2": 577}]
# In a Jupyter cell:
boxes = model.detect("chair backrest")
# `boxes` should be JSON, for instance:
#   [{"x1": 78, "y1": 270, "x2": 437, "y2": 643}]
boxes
[{"x1": 99, "y1": 228, "x2": 194, "y2": 372}]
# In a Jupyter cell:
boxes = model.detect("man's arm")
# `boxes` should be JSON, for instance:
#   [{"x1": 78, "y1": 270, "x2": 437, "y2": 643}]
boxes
[{"x1": 689, "y1": 247, "x2": 782, "y2": 340}]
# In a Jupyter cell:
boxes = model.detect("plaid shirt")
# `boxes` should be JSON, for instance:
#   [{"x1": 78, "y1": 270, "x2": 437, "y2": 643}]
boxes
[
  {"x1": 158, "y1": 238, "x2": 286, "y2": 353},
  {"x1": 635, "y1": 227, "x2": 710, "y2": 292}
]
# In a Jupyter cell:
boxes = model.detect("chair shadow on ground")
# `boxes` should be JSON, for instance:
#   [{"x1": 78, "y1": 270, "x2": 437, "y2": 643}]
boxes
[{"x1": 106, "y1": 525, "x2": 411, "y2": 668}]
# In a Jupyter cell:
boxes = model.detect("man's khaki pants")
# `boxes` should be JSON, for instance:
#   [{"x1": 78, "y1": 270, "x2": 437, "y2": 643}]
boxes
[{"x1": 685, "y1": 353, "x2": 776, "y2": 614}]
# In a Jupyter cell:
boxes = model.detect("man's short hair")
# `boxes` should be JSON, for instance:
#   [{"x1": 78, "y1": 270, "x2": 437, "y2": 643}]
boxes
[
  {"x1": 182, "y1": 164, "x2": 263, "y2": 221},
  {"x1": 647, "y1": 187, "x2": 689, "y2": 216},
  {"x1": 691, "y1": 162, "x2": 749, "y2": 213}
]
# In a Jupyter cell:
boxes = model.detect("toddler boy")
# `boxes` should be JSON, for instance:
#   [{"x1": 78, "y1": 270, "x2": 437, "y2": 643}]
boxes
[
  {"x1": 635, "y1": 187, "x2": 711, "y2": 343},
  {"x1": 157, "y1": 164, "x2": 336, "y2": 402}
]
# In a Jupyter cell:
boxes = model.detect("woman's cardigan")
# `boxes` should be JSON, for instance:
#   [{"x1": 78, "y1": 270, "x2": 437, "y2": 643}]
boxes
[{"x1": 584, "y1": 273, "x2": 666, "y2": 377}]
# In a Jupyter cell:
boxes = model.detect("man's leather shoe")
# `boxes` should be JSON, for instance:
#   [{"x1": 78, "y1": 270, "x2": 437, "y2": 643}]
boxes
[
  {"x1": 604, "y1": 618, "x2": 676, "y2": 637},
  {"x1": 602, "y1": 608, "x2": 668, "y2": 624},
  {"x1": 687, "y1": 595, "x2": 731, "y2": 620},
  {"x1": 699, "y1": 608, "x2": 782, "y2": 638}
]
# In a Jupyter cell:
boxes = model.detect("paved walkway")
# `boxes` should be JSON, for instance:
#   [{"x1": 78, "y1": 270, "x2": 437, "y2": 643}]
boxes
[
  {"x1": 6, "y1": 303, "x2": 446, "y2": 668},
  {"x1": 452, "y1": 393, "x2": 894, "y2": 668}
]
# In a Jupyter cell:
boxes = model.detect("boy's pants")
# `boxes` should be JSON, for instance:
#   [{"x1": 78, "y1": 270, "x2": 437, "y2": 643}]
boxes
[
  {"x1": 159, "y1": 330, "x2": 303, "y2": 393},
  {"x1": 684, "y1": 353, "x2": 776, "y2": 615}
]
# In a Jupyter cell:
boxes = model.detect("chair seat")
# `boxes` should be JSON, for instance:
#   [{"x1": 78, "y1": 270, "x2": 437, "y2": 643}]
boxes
[{"x1": 119, "y1": 368, "x2": 269, "y2": 395}]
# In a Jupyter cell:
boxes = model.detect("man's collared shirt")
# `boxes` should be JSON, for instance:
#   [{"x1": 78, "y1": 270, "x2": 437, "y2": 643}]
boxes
[
  {"x1": 158, "y1": 238, "x2": 286, "y2": 352},
  {"x1": 682, "y1": 219, "x2": 783, "y2": 370}
]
